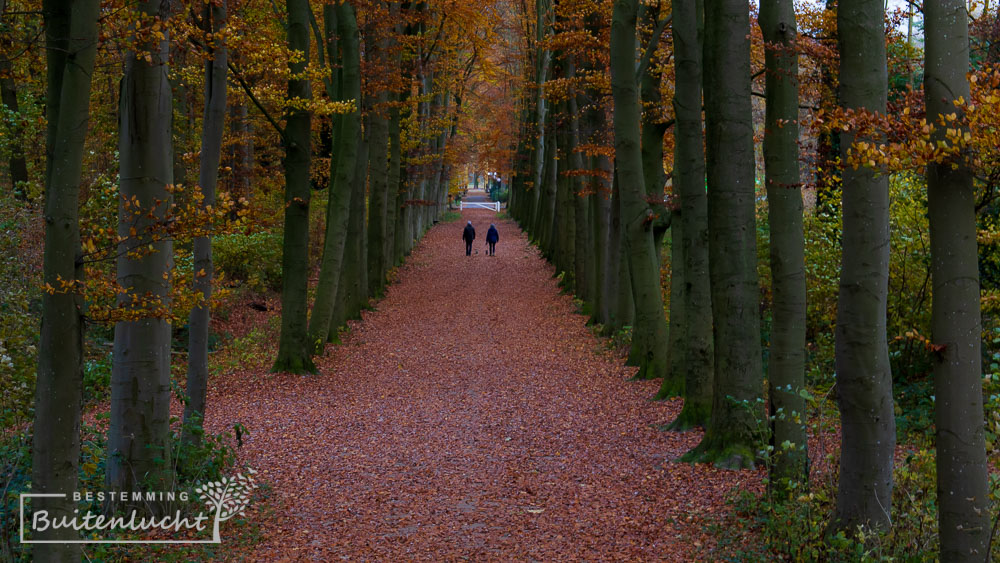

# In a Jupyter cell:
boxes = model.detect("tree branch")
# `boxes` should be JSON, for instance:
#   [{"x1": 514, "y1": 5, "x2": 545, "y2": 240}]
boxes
[
  {"x1": 635, "y1": 13, "x2": 672, "y2": 84},
  {"x1": 227, "y1": 60, "x2": 287, "y2": 140}
]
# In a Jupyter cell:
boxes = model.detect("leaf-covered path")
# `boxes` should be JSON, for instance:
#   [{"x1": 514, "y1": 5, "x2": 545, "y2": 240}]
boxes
[{"x1": 208, "y1": 207, "x2": 750, "y2": 560}]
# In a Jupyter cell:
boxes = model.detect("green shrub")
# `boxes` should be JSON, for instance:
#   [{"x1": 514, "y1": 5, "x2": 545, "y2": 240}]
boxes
[
  {"x1": 0, "y1": 196, "x2": 40, "y2": 428},
  {"x1": 0, "y1": 432, "x2": 30, "y2": 562},
  {"x1": 83, "y1": 352, "x2": 112, "y2": 404},
  {"x1": 213, "y1": 232, "x2": 283, "y2": 293}
]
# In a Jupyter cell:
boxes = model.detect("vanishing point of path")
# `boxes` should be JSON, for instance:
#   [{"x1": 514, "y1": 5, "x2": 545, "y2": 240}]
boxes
[{"x1": 207, "y1": 206, "x2": 749, "y2": 561}]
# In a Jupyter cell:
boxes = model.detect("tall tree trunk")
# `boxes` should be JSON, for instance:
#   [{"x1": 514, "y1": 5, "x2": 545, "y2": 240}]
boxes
[
  {"x1": 392, "y1": 91, "x2": 410, "y2": 263},
  {"x1": 272, "y1": 0, "x2": 316, "y2": 373},
  {"x1": 925, "y1": 1, "x2": 991, "y2": 558},
  {"x1": 228, "y1": 100, "x2": 251, "y2": 203},
  {"x1": 554, "y1": 114, "x2": 576, "y2": 284},
  {"x1": 31, "y1": 0, "x2": 98, "y2": 555},
  {"x1": 367, "y1": 87, "x2": 390, "y2": 296},
  {"x1": 184, "y1": 0, "x2": 229, "y2": 447},
  {"x1": 334, "y1": 110, "x2": 370, "y2": 331},
  {"x1": 814, "y1": 0, "x2": 840, "y2": 216},
  {"x1": 659, "y1": 222, "x2": 685, "y2": 397},
  {"x1": 666, "y1": 0, "x2": 712, "y2": 431},
  {"x1": 639, "y1": 1, "x2": 670, "y2": 259},
  {"x1": 169, "y1": 45, "x2": 191, "y2": 191},
  {"x1": 385, "y1": 93, "x2": 401, "y2": 268},
  {"x1": 830, "y1": 0, "x2": 894, "y2": 533},
  {"x1": 610, "y1": 0, "x2": 670, "y2": 381},
  {"x1": 309, "y1": 1, "x2": 359, "y2": 351},
  {"x1": 569, "y1": 84, "x2": 593, "y2": 305},
  {"x1": 429, "y1": 93, "x2": 450, "y2": 223},
  {"x1": 591, "y1": 154, "x2": 613, "y2": 327},
  {"x1": 536, "y1": 126, "x2": 558, "y2": 255},
  {"x1": 0, "y1": 0, "x2": 28, "y2": 198},
  {"x1": 109, "y1": 0, "x2": 176, "y2": 501},
  {"x1": 530, "y1": 0, "x2": 553, "y2": 239},
  {"x1": 606, "y1": 167, "x2": 633, "y2": 332},
  {"x1": 640, "y1": 2, "x2": 681, "y2": 394},
  {"x1": 760, "y1": 0, "x2": 808, "y2": 490},
  {"x1": 683, "y1": 0, "x2": 763, "y2": 468}
]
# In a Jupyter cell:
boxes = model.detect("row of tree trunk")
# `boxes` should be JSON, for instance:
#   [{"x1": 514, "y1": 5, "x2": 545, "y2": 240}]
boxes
[
  {"x1": 507, "y1": 0, "x2": 992, "y2": 556},
  {"x1": 29, "y1": 1, "x2": 460, "y2": 557}
]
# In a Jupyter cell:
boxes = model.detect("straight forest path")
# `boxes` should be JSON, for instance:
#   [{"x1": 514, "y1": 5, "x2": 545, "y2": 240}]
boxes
[{"x1": 207, "y1": 204, "x2": 750, "y2": 561}]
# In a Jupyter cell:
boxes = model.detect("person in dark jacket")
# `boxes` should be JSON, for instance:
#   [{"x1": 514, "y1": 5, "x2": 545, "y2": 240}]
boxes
[
  {"x1": 462, "y1": 221, "x2": 476, "y2": 256},
  {"x1": 486, "y1": 224, "x2": 499, "y2": 256}
]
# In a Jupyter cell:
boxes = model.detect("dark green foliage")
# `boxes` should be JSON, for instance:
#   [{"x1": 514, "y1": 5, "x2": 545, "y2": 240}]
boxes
[
  {"x1": 0, "y1": 197, "x2": 38, "y2": 427},
  {"x1": 213, "y1": 232, "x2": 283, "y2": 292},
  {"x1": 82, "y1": 352, "x2": 112, "y2": 404}
]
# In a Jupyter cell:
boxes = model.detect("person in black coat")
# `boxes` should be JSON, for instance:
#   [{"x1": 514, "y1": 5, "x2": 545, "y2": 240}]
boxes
[
  {"x1": 486, "y1": 224, "x2": 499, "y2": 256},
  {"x1": 462, "y1": 221, "x2": 476, "y2": 256}
]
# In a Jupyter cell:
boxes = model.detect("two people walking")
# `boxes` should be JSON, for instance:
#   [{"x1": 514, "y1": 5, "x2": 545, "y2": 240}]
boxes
[{"x1": 462, "y1": 221, "x2": 499, "y2": 256}]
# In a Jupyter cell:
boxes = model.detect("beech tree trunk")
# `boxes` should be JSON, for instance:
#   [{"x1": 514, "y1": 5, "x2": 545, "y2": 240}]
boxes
[
  {"x1": 228, "y1": 100, "x2": 251, "y2": 202},
  {"x1": 530, "y1": 0, "x2": 552, "y2": 237},
  {"x1": 333, "y1": 109, "x2": 370, "y2": 332},
  {"x1": 309, "y1": 1, "x2": 359, "y2": 351},
  {"x1": 31, "y1": 0, "x2": 98, "y2": 555},
  {"x1": 607, "y1": 168, "x2": 634, "y2": 332},
  {"x1": 666, "y1": 0, "x2": 712, "y2": 431},
  {"x1": 392, "y1": 92, "x2": 409, "y2": 262},
  {"x1": 368, "y1": 87, "x2": 391, "y2": 295},
  {"x1": 537, "y1": 127, "x2": 559, "y2": 256},
  {"x1": 183, "y1": 0, "x2": 229, "y2": 446},
  {"x1": 925, "y1": 1, "x2": 991, "y2": 558},
  {"x1": 109, "y1": 0, "x2": 176, "y2": 501},
  {"x1": 272, "y1": 0, "x2": 317, "y2": 373},
  {"x1": 610, "y1": 0, "x2": 670, "y2": 381},
  {"x1": 569, "y1": 84, "x2": 593, "y2": 305},
  {"x1": 0, "y1": 0, "x2": 28, "y2": 198},
  {"x1": 684, "y1": 0, "x2": 763, "y2": 468},
  {"x1": 639, "y1": 2, "x2": 670, "y2": 259},
  {"x1": 660, "y1": 223, "x2": 685, "y2": 398},
  {"x1": 831, "y1": 0, "x2": 895, "y2": 533},
  {"x1": 553, "y1": 114, "x2": 576, "y2": 284},
  {"x1": 759, "y1": 0, "x2": 808, "y2": 491},
  {"x1": 385, "y1": 91, "x2": 401, "y2": 268}
]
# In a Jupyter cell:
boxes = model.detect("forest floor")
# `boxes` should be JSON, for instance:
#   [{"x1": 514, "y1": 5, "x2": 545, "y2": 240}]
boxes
[{"x1": 205, "y1": 206, "x2": 758, "y2": 561}]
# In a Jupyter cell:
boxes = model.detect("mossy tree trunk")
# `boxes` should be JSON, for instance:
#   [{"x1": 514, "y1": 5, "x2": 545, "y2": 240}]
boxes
[
  {"x1": 683, "y1": 0, "x2": 763, "y2": 468},
  {"x1": 272, "y1": 0, "x2": 317, "y2": 373},
  {"x1": 308, "y1": 1, "x2": 359, "y2": 351},
  {"x1": 610, "y1": 0, "x2": 670, "y2": 381},
  {"x1": 666, "y1": 0, "x2": 712, "y2": 431}
]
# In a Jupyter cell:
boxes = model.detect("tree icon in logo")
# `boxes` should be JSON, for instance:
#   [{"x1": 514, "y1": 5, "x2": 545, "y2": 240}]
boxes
[{"x1": 194, "y1": 468, "x2": 258, "y2": 542}]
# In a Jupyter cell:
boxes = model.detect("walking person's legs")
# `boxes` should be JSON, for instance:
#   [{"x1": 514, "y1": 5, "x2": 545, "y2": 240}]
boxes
[
  {"x1": 466, "y1": 241, "x2": 472, "y2": 256},
  {"x1": 489, "y1": 241, "x2": 495, "y2": 255}
]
